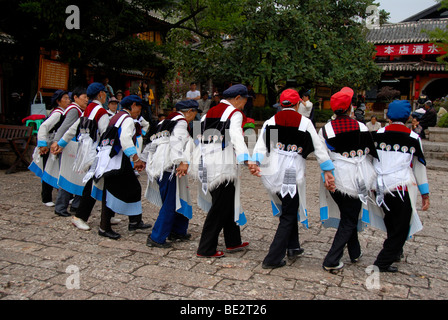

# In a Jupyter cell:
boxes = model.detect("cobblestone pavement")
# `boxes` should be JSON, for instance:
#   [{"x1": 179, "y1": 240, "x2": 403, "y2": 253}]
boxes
[{"x1": 0, "y1": 159, "x2": 447, "y2": 301}]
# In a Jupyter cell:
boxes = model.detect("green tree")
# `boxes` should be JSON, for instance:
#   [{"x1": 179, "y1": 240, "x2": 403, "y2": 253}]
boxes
[
  {"x1": 428, "y1": 0, "x2": 448, "y2": 64},
  {"x1": 0, "y1": 0, "x2": 213, "y2": 97},
  {"x1": 166, "y1": 0, "x2": 387, "y2": 106}
]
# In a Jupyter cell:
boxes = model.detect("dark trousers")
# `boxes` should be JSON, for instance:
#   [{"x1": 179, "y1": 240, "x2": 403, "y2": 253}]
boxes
[
  {"x1": 99, "y1": 187, "x2": 141, "y2": 232},
  {"x1": 150, "y1": 171, "x2": 189, "y2": 244},
  {"x1": 263, "y1": 193, "x2": 300, "y2": 265},
  {"x1": 374, "y1": 191, "x2": 412, "y2": 268},
  {"x1": 75, "y1": 178, "x2": 97, "y2": 222},
  {"x1": 41, "y1": 153, "x2": 53, "y2": 203},
  {"x1": 55, "y1": 188, "x2": 81, "y2": 213},
  {"x1": 197, "y1": 182, "x2": 242, "y2": 256},
  {"x1": 323, "y1": 191, "x2": 362, "y2": 267}
]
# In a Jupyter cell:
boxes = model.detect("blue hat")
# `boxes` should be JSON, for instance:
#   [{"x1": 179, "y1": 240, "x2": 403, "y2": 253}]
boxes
[
  {"x1": 51, "y1": 89, "x2": 68, "y2": 107},
  {"x1": 121, "y1": 95, "x2": 143, "y2": 110},
  {"x1": 86, "y1": 82, "x2": 106, "y2": 98},
  {"x1": 223, "y1": 84, "x2": 250, "y2": 99},
  {"x1": 387, "y1": 100, "x2": 411, "y2": 121},
  {"x1": 175, "y1": 99, "x2": 202, "y2": 113}
]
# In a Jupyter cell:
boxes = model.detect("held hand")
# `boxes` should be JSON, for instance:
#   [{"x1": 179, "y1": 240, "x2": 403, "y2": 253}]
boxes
[
  {"x1": 39, "y1": 146, "x2": 49, "y2": 155},
  {"x1": 176, "y1": 162, "x2": 189, "y2": 177},
  {"x1": 421, "y1": 195, "x2": 430, "y2": 211},
  {"x1": 248, "y1": 163, "x2": 261, "y2": 177},
  {"x1": 134, "y1": 160, "x2": 145, "y2": 172},
  {"x1": 324, "y1": 171, "x2": 336, "y2": 192},
  {"x1": 50, "y1": 142, "x2": 61, "y2": 155}
]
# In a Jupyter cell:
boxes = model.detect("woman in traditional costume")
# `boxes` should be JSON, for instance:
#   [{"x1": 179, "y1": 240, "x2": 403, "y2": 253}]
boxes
[
  {"x1": 371, "y1": 100, "x2": 430, "y2": 272},
  {"x1": 29, "y1": 89, "x2": 69, "y2": 209},
  {"x1": 318, "y1": 87, "x2": 378, "y2": 273},
  {"x1": 249, "y1": 88, "x2": 335, "y2": 269},
  {"x1": 143, "y1": 100, "x2": 199, "y2": 247}
]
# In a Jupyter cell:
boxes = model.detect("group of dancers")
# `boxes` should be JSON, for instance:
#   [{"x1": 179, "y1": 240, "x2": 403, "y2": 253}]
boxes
[{"x1": 29, "y1": 82, "x2": 430, "y2": 274}]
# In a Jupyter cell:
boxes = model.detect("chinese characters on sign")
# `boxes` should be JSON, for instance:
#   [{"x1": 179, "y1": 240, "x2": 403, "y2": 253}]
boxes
[
  {"x1": 375, "y1": 43, "x2": 445, "y2": 56},
  {"x1": 39, "y1": 58, "x2": 69, "y2": 90}
]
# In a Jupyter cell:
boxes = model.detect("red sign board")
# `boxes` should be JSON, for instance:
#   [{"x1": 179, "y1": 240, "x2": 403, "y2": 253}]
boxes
[{"x1": 375, "y1": 43, "x2": 446, "y2": 56}]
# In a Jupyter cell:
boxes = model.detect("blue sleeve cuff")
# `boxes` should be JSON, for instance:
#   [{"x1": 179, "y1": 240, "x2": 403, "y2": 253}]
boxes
[
  {"x1": 58, "y1": 139, "x2": 68, "y2": 148},
  {"x1": 251, "y1": 153, "x2": 265, "y2": 165},
  {"x1": 236, "y1": 153, "x2": 250, "y2": 164},
  {"x1": 418, "y1": 183, "x2": 429, "y2": 195},
  {"x1": 320, "y1": 159, "x2": 335, "y2": 171},
  {"x1": 124, "y1": 146, "x2": 138, "y2": 158},
  {"x1": 37, "y1": 140, "x2": 47, "y2": 147}
]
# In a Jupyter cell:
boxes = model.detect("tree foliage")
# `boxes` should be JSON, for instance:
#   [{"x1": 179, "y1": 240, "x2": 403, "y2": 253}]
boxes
[{"x1": 166, "y1": 0, "x2": 386, "y2": 105}]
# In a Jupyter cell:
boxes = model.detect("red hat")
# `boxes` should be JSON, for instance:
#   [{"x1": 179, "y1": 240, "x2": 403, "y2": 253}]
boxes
[
  {"x1": 280, "y1": 89, "x2": 301, "y2": 107},
  {"x1": 330, "y1": 87, "x2": 354, "y2": 112}
]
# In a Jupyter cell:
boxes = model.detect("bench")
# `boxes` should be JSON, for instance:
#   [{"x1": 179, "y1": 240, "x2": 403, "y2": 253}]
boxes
[{"x1": 0, "y1": 124, "x2": 33, "y2": 174}]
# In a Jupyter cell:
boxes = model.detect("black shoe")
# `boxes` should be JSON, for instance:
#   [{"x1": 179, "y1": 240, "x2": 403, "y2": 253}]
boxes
[
  {"x1": 168, "y1": 232, "x2": 192, "y2": 242},
  {"x1": 287, "y1": 248, "x2": 304, "y2": 260},
  {"x1": 128, "y1": 221, "x2": 152, "y2": 231},
  {"x1": 262, "y1": 260, "x2": 286, "y2": 269},
  {"x1": 70, "y1": 206, "x2": 78, "y2": 213},
  {"x1": 55, "y1": 210, "x2": 71, "y2": 217},
  {"x1": 377, "y1": 265, "x2": 398, "y2": 273},
  {"x1": 322, "y1": 261, "x2": 344, "y2": 273},
  {"x1": 351, "y1": 251, "x2": 363, "y2": 263},
  {"x1": 98, "y1": 229, "x2": 121, "y2": 240},
  {"x1": 395, "y1": 253, "x2": 404, "y2": 262},
  {"x1": 146, "y1": 236, "x2": 172, "y2": 248}
]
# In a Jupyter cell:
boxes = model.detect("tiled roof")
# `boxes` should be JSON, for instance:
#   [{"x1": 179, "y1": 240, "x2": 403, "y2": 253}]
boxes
[
  {"x1": 0, "y1": 32, "x2": 15, "y2": 44},
  {"x1": 366, "y1": 18, "x2": 448, "y2": 44},
  {"x1": 377, "y1": 61, "x2": 448, "y2": 72}
]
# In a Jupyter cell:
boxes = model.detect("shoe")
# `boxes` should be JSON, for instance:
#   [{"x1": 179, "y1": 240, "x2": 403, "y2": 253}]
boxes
[
  {"x1": 351, "y1": 251, "x2": 363, "y2": 263},
  {"x1": 395, "y1": 253, "x2": 404, "y2": 262},
  {"x1": 55, "y1": 210, "x2": 71, "y2": 217},
  {"x1": 262, "y1": 260, "x2": 286, "y2": 269},
  {"x1": 128, "y1": 221, "x2": 152, "y2": 231},
  {"x1": 98, "y1": 229, "x2": 121, "y2": 240},
  {"x1": 43, "y1": 201, "x2": 55, "y2": 207},
  {"x1": 146, "y1": 236, "x2": 171, "y2": 248},
  {"x1": 110, "y1": 217, "x2": 121, "y2": 225},
  {"x1": 168, "y1": 232, "x2": 192, "y2": 242},
  {"x1": 287, "y1": 248, "x2": 304, "y2": 260},
  {"x1": 322, "y1": 261, "x2": 344, "y2": 273},
  {"x1": 197, "y1": 251, "x2": 225, "y2": 258},
  {"x1": 377, "y1": 265, "x2": 398, "y2": 273},
  {"x1": 71, "y1": 217, "x2": 90, "y2": 231},
  {"x1": 69, "y1": 206, "x2": 78, "y2": 213},
  {"x1": 226, "y1": 242, "x2": 249, "y2": 252}
]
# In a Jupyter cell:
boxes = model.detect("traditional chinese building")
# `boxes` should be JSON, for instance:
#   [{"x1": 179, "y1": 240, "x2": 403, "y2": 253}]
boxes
[{"x1": 366, "y1": 3, "x2": 448, "y2": 110}]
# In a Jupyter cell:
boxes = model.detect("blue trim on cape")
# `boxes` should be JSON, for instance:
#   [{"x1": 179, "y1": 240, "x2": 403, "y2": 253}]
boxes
[
  {"x1": 236, "y1": 212, "x2": 247, "y2": 226},
  {"x1": 105, "y1": 190, "x2": 142, "y2": 216},
  {"x1": 91, "y1": 185, "x2": 103, "y2": 201},
  {"x1": 58, "y1": 175, "x2": 84, "y2": 196},
  {"x1": 28, "y1": 161, "x2": 43, "y2": 178},
  {"x1": 178, "y1": 198, "x2": 193, "y2": 219},
  {"x1": 320, "y1": 206, "x2": 329, "y2": 220},
  {"x1": 41, "y1": 172, "x2": 59, "y2": 189}
]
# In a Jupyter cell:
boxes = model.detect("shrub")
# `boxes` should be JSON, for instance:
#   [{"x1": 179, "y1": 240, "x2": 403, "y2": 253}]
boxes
[
  {"x1": 313, "y1": 109, "x2": 334, "y2": 123},
  {"x1": 438, "y1": 113, "x2": 448, "y2": 128}
]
